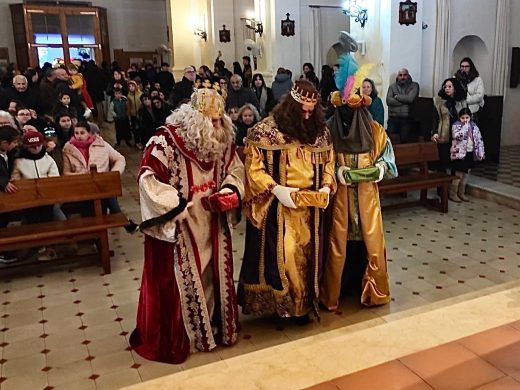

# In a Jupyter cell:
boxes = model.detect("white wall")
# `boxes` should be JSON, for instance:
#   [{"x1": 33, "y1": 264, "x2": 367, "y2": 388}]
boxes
[{"x1": 0, "y1": 0, "x2": 168, "y2": 64}]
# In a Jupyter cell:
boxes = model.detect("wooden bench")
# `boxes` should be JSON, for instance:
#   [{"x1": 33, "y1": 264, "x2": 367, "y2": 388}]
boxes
[
  {"x1": 378, "y1": 142, "x2": 452, "y2": 213},
  {"x1": 0, "y1": 170, "x2": 128, "y2": 273}
]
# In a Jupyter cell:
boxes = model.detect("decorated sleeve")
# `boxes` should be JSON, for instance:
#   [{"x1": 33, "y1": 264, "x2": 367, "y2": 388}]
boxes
[
  {"x1": 244, "y1": 144, "x2": 277, "y2": 200},
  {"x1": 372, "y1": 122, "x2": 398, "y2": 179},
  {"x1": 321, "y1": 146, "x2": 337, "y2": 193}
]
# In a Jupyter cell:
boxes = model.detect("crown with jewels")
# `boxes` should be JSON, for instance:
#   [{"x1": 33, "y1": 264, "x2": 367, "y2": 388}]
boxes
[
  {"x1": 290, "y1": 84, "x2": 318, "y2": 108},
  {"x1": 191, "y1": 79, "x2": 227, "y2": 118}
]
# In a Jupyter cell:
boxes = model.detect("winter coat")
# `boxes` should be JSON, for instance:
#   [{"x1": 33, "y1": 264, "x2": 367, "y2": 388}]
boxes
[
  {"x1": 432, "y1": 96, "x2": 467, "y2": 144},
  {"x1": 271, "y1": 73, "x2": 293, "y2": 102},
  {"x1": 386, "y1": 77, "x2": 420, "y2": 118},
  {"x1": 127, "y1": 90, "x2": 143, "y2": 117},
  {"x1": 465, "y1": 76, "x2": 485, "y2": 114},
  {"x1": 367, "y1": 96, "x2": 385, "y2": 126},
  {"x1": 170, "y1": 77, "x2": 194, "y2": 108},
  {"x1": 450, "y1": 120, "x2": 485, "y2": 161},
  {"x1": 11, "y1": 149, "x2": 59, "y2": 180},
  {"x1": 62, "y1": 135, "x2": 125, "y2": 175},
  {"x1": 226, "y1": 87, "x2": 260, "y2": 112}
]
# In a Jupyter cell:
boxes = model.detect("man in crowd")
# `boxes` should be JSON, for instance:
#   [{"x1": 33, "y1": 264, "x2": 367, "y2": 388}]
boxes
[
  {"x1": 130, "y1": 79, "x2": 245, "y2": 364},
  {"x1": 4, "y1": 75, "x2": 40, "y2": 115},
  {"x1": 238, "y1": 80, "x2": 336, "y2": 324},
  {"x1": 155, "y1": 62, "x2": 175, "y2": 99},
  {"x1": 226, "y1": 74, "x2": 260, "y2": 112},
  {"x1": 170, "y1": 66, "x2": 196, "y2": 109},
  {"x1": 385, "y1": 68, "x2": 419, "y2": 143}
]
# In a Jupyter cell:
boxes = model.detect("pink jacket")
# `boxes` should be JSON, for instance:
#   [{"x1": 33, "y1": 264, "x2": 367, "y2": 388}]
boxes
[{"x1": 62, "y1": 135, "x2": 126, "y2": 175}]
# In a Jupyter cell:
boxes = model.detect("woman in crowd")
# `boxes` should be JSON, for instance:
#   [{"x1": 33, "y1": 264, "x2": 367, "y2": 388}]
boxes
[
  {"x1": 431, "y1": 77, "x2": 467, "y2": 192},
  {"x1": 361, "y1": 78, "x2": 384, "y2": 126},
  {"x1": 15, "y1": 106, "x2": 32, "y2": 132},
  {"x1": 251, "y1": 73, "x2": 275, "y2": 118},
  {"x1": 454, "y1": 57, "x2": 484, "y2": 123}
]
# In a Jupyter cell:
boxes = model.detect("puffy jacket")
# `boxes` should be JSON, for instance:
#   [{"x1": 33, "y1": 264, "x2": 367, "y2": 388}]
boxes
[
  {"x1": 62, "y1": 135, "x2": 125, "y2": 175},
  {"x1": 450, "y1": 121, "x2": 485, "y2": 161},
  {"x1": 465, "y1": 76, "x2": 485, "y2": 114},
  {"x1": 271, "y1": 73, "x2": 293, "y2": 102},
  {"x1": 11, "y1": 149, "x2": 59, "y2": 180},
  {"x1": 386, "y1": 77, "x2": 420, "y2": 118}
]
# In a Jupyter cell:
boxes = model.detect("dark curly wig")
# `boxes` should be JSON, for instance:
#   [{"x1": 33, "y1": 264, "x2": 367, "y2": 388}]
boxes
[{"x1": 271, "y1": 80, "x2": 325, "y2": 145}]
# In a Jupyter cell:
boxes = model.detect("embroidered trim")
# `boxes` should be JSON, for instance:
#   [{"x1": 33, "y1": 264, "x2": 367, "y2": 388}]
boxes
[{"x1": 190, "y1": 180, "x2": 216, "y2": 194}]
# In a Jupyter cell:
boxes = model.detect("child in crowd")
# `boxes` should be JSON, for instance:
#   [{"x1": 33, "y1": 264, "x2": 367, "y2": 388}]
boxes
[
  {"x1": 235, "y1": 103, "x2": 260, "y2": 161},
  {"x1": 11, "y1": 130, "x2": 65, "y2": 260},
  {"x1": 67, "y1": 63, "x2": 94, "y2": 115},
  {"x1": 227, "y1": 106, "x2": 239, "y2": 124},
  {"x1": 53, "y1": 92, "x2": 78, "y2": 119},
  {"x1": 110, "y1": 88, "x2": 132, "y2": 147},
  {"x1": 137, "y1": 94, "x2": 155, "y2": 147},
  {"x1": 0, "y1": 125, "x2": 19, "y2": 263},
  {"x1": 450, "y1": 107, "x2": 485, "y2": 202},
  {"x1": 62, "y1": 121, "x2": 137, "y2": 232},
  {"x1": 55, "y1": 111, "x2": 75, "y2": 141},
  {"x1": 15, "y1": 106, "x2": 32, "y2": 131},
  {"x1": 127, "y1": 80, "x2": 142, "y2": 148}
]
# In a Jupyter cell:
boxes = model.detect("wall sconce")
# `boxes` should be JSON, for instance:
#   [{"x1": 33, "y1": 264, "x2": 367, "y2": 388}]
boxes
[
  {"x1": 194, "y1": 28, "x2": 207, "y2": 42},
  {"x1": 342, "y1": 0, "x2": 368, "y2": 28},
  {"x1": 241, "y1": 16, "x2": 263, "y2": 37}
]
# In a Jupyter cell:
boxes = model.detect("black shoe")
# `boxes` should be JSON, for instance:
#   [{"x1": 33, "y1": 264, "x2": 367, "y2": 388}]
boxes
[
  {"x1": 124, "y1": 219, "x2": 139, "y2": 234},
  {"x1": 292, "y1": 314, "x2": 311, "y2": 326},
  {"x1": 0, "y1": 253, "x2": 18, "y2": 264}
]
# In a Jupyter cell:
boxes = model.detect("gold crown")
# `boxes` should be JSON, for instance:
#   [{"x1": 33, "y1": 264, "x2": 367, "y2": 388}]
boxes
[
  {"x1": 191, "y1": 79, "x2": 226, "y2": 118},
  {"x1": 290, "y1": 84, "x2": 318, "y2": 107}
]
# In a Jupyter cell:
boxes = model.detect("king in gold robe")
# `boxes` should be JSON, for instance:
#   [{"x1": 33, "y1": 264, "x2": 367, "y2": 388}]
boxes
[
  {"x1": 238, "y1": 112, "x2": 336, "y2": 318},
  {"x1": 320, "y1": 96, "x2": 397, "y2": 310}
]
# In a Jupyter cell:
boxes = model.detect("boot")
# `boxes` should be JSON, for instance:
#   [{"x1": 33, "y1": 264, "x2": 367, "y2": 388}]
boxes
[
  {"x1": 458, "y1": 173, "x2": 469, "y2": 202},
  {"x1": 449, "y1": 179, "x2": 462, "y2": 202}
]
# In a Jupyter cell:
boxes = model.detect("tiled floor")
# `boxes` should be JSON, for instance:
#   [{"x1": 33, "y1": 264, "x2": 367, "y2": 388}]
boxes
[
  {"x1": 1, "y1": 126, "x2": 520, "y2": 389},
  {"x1": 472, "y1": 145, "x2": 520, "y2": 188},
  {"x1": 308, "y1": 321, "x2": 520, "y2": 390}
]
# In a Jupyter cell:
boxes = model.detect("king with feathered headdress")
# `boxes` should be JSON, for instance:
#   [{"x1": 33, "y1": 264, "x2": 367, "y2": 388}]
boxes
[{"x1": 320, "y1": 31, "x2": 398, "y2": 310}]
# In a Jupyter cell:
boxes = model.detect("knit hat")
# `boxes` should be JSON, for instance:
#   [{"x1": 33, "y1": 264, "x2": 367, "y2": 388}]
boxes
[{"x1": 22, "y1": 131, "x2": 45, "y2": 147}]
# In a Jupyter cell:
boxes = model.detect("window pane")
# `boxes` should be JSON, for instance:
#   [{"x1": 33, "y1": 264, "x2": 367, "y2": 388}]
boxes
[
  {"x1": 32, "y1": 14, "x2": 62, "y2": 44},
  {"x1": 66, "y1": 15, "x2": 96, "y2": 44},
  {"x1": 69, "y1": 47, "x2": 96, "y2": 63},
  {"x1": 36, "y1": 46, "x2": 64, "y2": 68}
]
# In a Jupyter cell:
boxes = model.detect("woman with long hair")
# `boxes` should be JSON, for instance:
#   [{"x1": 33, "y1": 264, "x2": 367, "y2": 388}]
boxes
[
  {"x1": 454, "y1": 57, "x2": 484, "y2": 123},
  {"x1": 251, "y1": 73, "x2": 275, "y2": 117},
  {"x1": 361, "y1": 78, "x2": 384, "y2": 126},
  {"x1": 431, "y1": 77, "x2": 467, "y2": 200}
]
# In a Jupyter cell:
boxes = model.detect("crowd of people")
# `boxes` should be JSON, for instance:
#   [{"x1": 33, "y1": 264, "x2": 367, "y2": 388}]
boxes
[{"x1": 0, "y1": 51, "x2": 486, "y2": 364}]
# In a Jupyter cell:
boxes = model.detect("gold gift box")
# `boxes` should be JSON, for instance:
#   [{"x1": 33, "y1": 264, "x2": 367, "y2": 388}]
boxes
[{"x1": 290, "y1": 190, "x2": 329, "y2": 209}]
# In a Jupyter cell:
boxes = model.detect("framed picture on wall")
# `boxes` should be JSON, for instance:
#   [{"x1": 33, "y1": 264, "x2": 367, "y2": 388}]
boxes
[
  {"x1": 281, "y1": 13, "x2": 295, "y2": 37},
  {"x1": 399, "y1": 0, "x2": 417, "y2": 26},
  {"x1": 219, "y1": 25, "x2": 231, "y2": 43}
]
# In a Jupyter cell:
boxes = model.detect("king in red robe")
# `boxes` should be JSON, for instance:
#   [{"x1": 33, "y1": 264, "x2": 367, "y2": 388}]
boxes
[{"x1": 130, "y1": 80, "x2": 245, "y2": 364}]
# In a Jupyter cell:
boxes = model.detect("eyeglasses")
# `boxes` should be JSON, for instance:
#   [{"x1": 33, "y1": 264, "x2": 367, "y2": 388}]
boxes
[
  {"x1": 18, "y1": 113, "x2": 31, "y2": 116},
  {"x1": 460, "y1": 65, "x2": 471, "y2": 68}
]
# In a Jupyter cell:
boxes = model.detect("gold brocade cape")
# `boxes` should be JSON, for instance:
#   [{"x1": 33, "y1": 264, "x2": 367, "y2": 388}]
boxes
[
  {"x1": 237, "y1": 117, "x2": 336, "y2": 317},
  {"x1": 320, "y1": 120, "x2": 391, "y2": 309}
]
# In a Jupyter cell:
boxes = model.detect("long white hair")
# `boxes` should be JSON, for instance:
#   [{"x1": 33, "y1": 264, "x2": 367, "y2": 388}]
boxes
[{"x1": 166, "y1": 104, "x2": 235, "y2": 162}]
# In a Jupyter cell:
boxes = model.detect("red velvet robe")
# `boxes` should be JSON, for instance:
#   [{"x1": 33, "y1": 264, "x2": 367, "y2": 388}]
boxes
[{"x1": 130, "y1": 124, "x2": 244, "y2": 364}]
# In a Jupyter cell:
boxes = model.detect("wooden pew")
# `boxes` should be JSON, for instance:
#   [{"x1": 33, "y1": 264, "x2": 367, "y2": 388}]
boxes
[
  {"x1": 0, "y1": 171, "x2": 128, "y2": 273},
  {"x1": 378, "y1": 142, "x2": 452, "y2": 213}
]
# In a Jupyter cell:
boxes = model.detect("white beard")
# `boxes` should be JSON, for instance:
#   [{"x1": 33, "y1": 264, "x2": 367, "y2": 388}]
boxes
[{"x1": 167, "y1": 105, "x2": 235, "y2": 162}]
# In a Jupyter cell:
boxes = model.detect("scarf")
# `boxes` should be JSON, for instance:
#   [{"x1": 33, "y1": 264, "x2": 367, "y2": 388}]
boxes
[
  {"x1": 328, "y1": 105, "x2": 374, "y2": 154},
  {"x1": 255, "y1": 87, "x2": 268, "y2": 116},
  {"x1": 70, "y1": 134, "x2": 96, "y2": 165}
]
